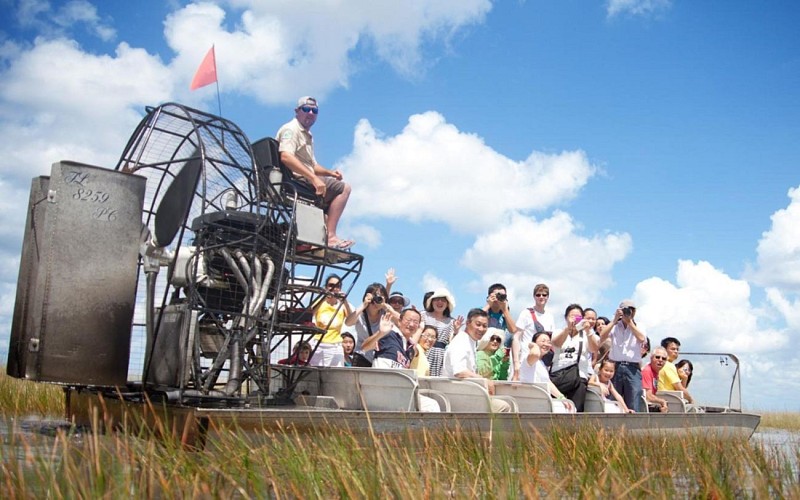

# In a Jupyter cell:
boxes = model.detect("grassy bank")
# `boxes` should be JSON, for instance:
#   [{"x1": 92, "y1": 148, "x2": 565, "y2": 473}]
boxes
[
  {"x1": 1, "y1": 416, "x2": 798, "y2": 498},
  {"x1": 1, "y1": 372, "x2": 798, "y2": 497}
]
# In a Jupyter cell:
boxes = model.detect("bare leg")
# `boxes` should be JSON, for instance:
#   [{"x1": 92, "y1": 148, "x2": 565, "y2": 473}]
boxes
[{"x1": 326, "y1": 182, "x2": 351, "y2": 244}]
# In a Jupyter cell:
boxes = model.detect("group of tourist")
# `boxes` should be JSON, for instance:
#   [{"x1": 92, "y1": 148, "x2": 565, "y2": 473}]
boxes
[{"x1": 277, "y1": 272, "x2": 697, "y2": 414}]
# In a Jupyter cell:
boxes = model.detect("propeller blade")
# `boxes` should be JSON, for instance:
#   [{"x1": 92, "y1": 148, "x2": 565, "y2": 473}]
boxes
[{"x1": 154, "y1": 154, "x2": 202, "y2": 247}]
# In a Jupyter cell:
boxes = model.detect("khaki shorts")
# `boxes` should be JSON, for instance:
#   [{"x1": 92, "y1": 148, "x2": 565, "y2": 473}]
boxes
[{"x1": 295, "y1": 176, "x2": 346, "y2": 211}]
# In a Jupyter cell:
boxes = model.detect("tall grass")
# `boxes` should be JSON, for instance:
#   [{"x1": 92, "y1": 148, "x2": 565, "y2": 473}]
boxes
[
  {"x1": 1, "y1": 371, "x2": 798, "y2": 497},
  {"x1": 1, "y1": 413, "x2": 799, "y2": 497},
  {"x1": 761, "y1": 412, "x2": 800, "y2": 432},
  {"x1": 0, "y1": 371, "x2": 64, "y2": 417}
]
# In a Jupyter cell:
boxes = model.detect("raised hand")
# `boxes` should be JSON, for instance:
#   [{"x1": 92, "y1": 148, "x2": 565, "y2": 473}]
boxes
[{"x1": 385, "y1": 268, "x2": 397, "y2": 286}]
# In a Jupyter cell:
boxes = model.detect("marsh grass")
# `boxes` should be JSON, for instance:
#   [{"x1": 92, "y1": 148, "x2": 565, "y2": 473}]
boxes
[
  {"x1": 0, "y1": 371, "x2": 64, "y2": 417},
  {"x1": 1, "y1": 372, "x2": 799, "y2": 497},
  {"x1": 2, "y1": 413, "x2": 799, "y2": 498},
  {"x1": 762, "y1": 412, "x2": 800, "y2": 432}
]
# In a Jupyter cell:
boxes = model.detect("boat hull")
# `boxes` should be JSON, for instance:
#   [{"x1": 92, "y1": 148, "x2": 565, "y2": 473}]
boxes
[{"x1": 65, "y1": 388, "x2": 761, "y2": 449}]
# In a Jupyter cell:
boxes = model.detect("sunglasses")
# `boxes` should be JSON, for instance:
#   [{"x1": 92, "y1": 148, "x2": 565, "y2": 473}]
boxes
[
  {"x1": 326, "y1": 283, "x2": 341, "y2": 289},
  {"x1": 653, "y1": 355, "x2": 667, "y2": 361},
  {"x1": 535, "y1": 293, "x2": 549, "y2": 298},
  {"x1": 490, "y1": 336, "x2": 502, "y2": 343},
  {"x1": 300, "y1": 106, "x2": 319, "y2": 114}
]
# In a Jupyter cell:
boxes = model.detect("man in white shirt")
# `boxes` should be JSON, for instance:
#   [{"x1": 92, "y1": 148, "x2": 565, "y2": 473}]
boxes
[
  {"x1": 442, "y1": 308, "x2": 511, "y2": 413},
  {"x1": 599, "y1": 299, "x2": 646, "y2": 412},
  {"x1": 512, "y1": 283, "x2": 556, "y2": 381}
]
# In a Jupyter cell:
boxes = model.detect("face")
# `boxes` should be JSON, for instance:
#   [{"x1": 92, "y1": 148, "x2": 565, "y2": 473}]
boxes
[
  {"x1": 420, "y1": 328, "x2": 437, "y2": 350},
  {"x1": 678, "y1": 364, "x2": 691, "y2": 380},
  {"x1": 432, "y1": 297, "x2": 448, "y2": 311},
  {"x1": 298, "y1": 348, "x2": 311, "y2": 362},
  {"x1": 566, "y1": 307, "x2": 582, "y2": 323},
  {"x1": 399, "y1": 311, "x2": 421, "y2": 337},
  {"x1": 342, "y1": 337, "x2": 355, "y2": 354},
  {"x1": 535, "y1": 334, "x2": 552, "y2": 353},
  {"x1": 388, "y1": 297, "x2": 405, "y2": 312},
  {"x1": 326, "y1": 279, "x2": 341, "y2": 299},
  {"x1": 534, "y1": 288, "x2": 549, "y2": 306},
  {"x1": 665, "y1": 342, "x2": 680, "y2": 362},
  {"x1": 583, "y1": 310, "x2": 597, "y2": 329},
  {"x1": 650, "y1": 349, "x2": 668, "y2": 372},
  {"x1": 487, "y1": 333, "x2": 503, "y2": 352},
  {"x1": 467, "y1": 315, "x2": 489, "y2": 340},
  {"x1": 594, "y1": 318, "x2": 607, "y2": 332},
  {"x1": 598, "y1": 363, "x2": 615, "y2": 382},
  {"x1": 295, "y1": 104, "x2": 318, "y2": 129}
]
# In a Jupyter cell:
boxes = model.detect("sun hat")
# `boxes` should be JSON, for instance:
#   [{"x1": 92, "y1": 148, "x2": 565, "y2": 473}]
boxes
[
  {"x1": 619, "y1": 299, "x2": 636, "y2": 309},
  {"x1": 477, "y1": 327, "x2": 505, "y2": 351},
  {"x1": 388, "y1": 291, "x2": 411, "y2": 307},
  {"x1": 425, "y1": 288, "x2": 456, "y2": 311}
]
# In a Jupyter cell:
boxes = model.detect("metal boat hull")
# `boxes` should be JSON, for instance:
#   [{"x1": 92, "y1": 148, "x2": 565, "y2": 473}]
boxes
[{"x1": 65, "y1": 388, "x2": 761, "y2": 449}]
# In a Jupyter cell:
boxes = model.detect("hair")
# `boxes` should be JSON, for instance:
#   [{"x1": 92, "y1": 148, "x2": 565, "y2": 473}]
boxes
[
  {"x1": 467, "y1": 307, "x2": 489, "y2": 323},
  {"x1": 295, "y1": 340, "x2": 312, "y2": 353},
  {"x1": 652, "y1": 346, "x2": 667, "y2": 358},
  {"x1": 598, "y1": 358, "x2": 616, "y2": 372},
  {"x1": 487, "y1": 283, "x2": 506, "y2": 295},
  {"x1": 340, "y1": 332, "x2": 355, "y2": 342},
  {"x1": 563, "y1": 303, "x2": 584, "y2": 320},
  {"x1": 421, "y1": 325, "x2": 437, "y2": 335},
  {"x1": 532, "y1": 331, "x2": 551, "y2": 344},
  {"x1": 400, "y1": 308, "x2": 422, "y2": 321},
  {"x1": 362, "y1": 282, "x2": 387, "y2": 301},
  {"x1": 325, "y1": 273, "x2": 342, "y2": 286},
  {"x1": 675, "y1": 359, "x2": 694, "y2": 387},
  {"x1": 660, "y1": 336, "x2": 681, "y2": 349},
  {"x1": 533, "y1": 283, "x2": 549, "y2": 296},
  {"x1": 583, "y1": 307, "x2": 597, "y2": 318},
  {"x1": 422, "y1": 291, "x2": 434, "y2": 309}
]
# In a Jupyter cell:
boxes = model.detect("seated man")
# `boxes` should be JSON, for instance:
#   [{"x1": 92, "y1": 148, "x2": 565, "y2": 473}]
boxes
[
  {"x1": 641, "y1": 347, "x2": 670, "y2": 412},
  {"x1": 442, "y1": 308, "x2": 511, "y2": 413},
  {"x1": 276, "y1": 96, "x2": 353, "y2": 249},
  {"x1": 658, "y1": 336, "x2": 695, "y2": 404},
  {"x1": 360, "y1": 308, "x2": 439, "y2": 412}
]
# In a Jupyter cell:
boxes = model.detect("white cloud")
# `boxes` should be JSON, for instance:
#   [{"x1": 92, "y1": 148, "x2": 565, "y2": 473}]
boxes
[
  {"x1": 421, "y1": 272, "x2": 449, "y2": 296},
  {"x1": 748, "y1": 185, "x2": 800, "y2": 291},
  {"x1": 339, "y1": 112, "x2": 598, "y2": 233},
  {"x1": 633, "y1": 260, "x2": 790, "y2": 353},
  {"x1": 164, "y1": 0, "x2": 492, "y2": 104},
  {"x1": 16, "y1": 0, "x2": 116, "y2": 41},
  {"x1": 461, "y1": 211, "x2": 632, "y2": 311},
  {"x1": 606, "y1": 0, "x2": 671, "y2": 17}
]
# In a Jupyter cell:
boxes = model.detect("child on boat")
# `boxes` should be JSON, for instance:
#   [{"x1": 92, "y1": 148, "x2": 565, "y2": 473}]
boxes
[{"x1": 588, "y1": 359, "x2": 635, "y2": 413}]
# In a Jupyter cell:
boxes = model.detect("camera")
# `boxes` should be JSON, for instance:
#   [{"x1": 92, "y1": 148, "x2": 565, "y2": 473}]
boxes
[
  {"x1": 622, "y1": 307, "x2": 633, "y2": 317},
  {"x1": 495, "y1": 293, "x2": 507, "y2": 302},
  {"x1": 372, "y1": 295, "x2": 384, "y2": 305}
]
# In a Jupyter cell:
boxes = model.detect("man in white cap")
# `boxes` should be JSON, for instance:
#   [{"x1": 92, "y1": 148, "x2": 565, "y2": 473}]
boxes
[
  {"x1": 276, "y1": 96, "x2": 353, "y2": 249},
  {"x1": 598, "y1": 299, "x2": 646, "y2": 412}
]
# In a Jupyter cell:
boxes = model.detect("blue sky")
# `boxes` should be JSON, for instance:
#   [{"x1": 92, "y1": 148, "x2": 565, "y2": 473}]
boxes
[{"x1": 1, "y1": 0, "x2": 799, "y2": 410}]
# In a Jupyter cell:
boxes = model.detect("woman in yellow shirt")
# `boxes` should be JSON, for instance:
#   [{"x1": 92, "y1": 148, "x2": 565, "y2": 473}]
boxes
[{"x1": 311, "y1": 274, "x2": 353, "y2": 366}]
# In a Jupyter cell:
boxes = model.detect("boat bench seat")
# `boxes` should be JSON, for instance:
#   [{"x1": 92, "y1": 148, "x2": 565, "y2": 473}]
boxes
[
  {"x1": 493, "y1": 381, "x2": 558, "y2": 413},
  {"x1": 584, "y1": 386, "x2": 623, "y2": 413},
  {"x1": 319, "y1": 367, "x2": 420, "y2": 411},
  {"x1": 418, "y1": 377, "x2": 518, "y2": 413},
  {"x1": 659, "y1": 390, "x2": 688, "y2": 413}
]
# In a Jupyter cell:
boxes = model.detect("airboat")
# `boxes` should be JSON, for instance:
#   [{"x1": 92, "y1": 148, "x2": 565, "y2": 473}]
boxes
[{"x1": 6, "y1": 103, "x2": 760, "y2": 447}]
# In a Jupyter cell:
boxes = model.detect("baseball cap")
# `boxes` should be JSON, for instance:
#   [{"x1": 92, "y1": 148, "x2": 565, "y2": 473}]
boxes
[{"x1": 297, "y1": 96, "x2": 318, "y2": 108}]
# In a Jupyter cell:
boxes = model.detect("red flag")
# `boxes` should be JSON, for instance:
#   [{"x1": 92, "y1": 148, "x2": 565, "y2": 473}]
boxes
[{"x1": 190, "y1": 46, "x2": 217, "y2": 90}]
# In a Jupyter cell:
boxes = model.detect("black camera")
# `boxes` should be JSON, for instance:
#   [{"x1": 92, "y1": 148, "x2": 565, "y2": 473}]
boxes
[
  {"x1": 495, "y1": 293, "x2": 507, "y2": 302},
  {"x1": 622, "y1": 307, "x2": 633, "y2": 317},
  {"x1": 372, "y1": 296, "x2": 384, "y2": 305}
]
